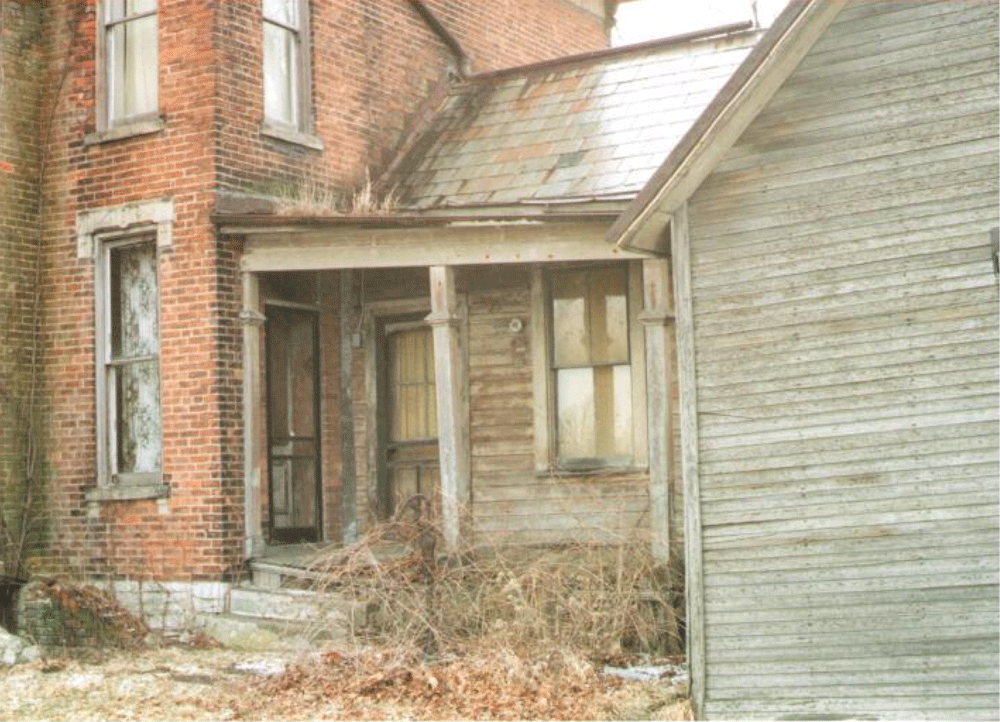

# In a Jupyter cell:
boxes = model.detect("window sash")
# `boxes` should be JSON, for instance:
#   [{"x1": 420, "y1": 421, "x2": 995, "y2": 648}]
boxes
[
  {"x1": 548, "y1": 266, "x2": 634, "y2": 466},
  {"x1": 263, "y1": 19, "x2": 301, "y2": 127},
  {"x1": 104, "y1": 1, "x2": 158, "y2": 124},
  {"x1": 102, "y1": 237, "x2": 161, "y2": 479}
]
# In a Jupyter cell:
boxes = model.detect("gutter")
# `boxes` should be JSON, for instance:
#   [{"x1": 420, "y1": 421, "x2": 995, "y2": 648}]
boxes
[{"x1": 407, "y1": 0, "x2": 472, "y2": 77}]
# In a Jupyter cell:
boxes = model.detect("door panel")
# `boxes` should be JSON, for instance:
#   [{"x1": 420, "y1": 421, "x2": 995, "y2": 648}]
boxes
[{"x1": 266, "y1": 307, "x2": 321, "y2": 543}]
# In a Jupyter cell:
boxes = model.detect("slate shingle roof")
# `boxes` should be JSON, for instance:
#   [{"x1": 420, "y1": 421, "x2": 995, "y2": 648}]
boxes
[{"x1": 391, "y1": 28, "x2": 761, "y2": 210}]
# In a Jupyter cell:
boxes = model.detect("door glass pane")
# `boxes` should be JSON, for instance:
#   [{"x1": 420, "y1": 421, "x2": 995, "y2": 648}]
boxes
[
  {"x1": 116, "y1": 359, "x2": 161, "y2": 474},
  {"x1": 289, "y1": 317, "x2": 315, "y2": 437},
  {"x1": 551, "y1": 271, "x2": 589, "y2": 368},
  {"x1": 389, "y1": 328, "x2": 436, "y2": 441},
  {"x1": 110, "y1": 241, "x2": 158, "y2": 359}
]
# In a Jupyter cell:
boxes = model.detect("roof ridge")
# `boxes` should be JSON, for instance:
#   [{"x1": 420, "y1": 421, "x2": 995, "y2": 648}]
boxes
[{"x1": 464, "y1": 20, "x2": 756, "y2": 83}]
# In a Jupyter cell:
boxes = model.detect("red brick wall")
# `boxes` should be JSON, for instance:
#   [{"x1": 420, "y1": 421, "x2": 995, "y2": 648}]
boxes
[
  {"x1": 0, "y1": 1, "x2": 45, "y2": 574},
  {"x1": 29, "y1": 0, "x2": 607, "y2": 582}
]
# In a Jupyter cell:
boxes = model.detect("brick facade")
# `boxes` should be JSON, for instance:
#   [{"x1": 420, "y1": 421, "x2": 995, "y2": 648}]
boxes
[{"x1": 1, "y1": 0, "x2": 608, "y2": 582}]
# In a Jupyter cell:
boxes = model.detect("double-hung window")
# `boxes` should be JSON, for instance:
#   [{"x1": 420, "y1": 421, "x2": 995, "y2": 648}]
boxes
[
  {"x1": 101, "y1": 0, "x2": 158, "y2": 128},
  {"x1": 101, "y1": 237, "x2": 162, "y2": 484},
  {"x1": 263, "y1": 0, "x2": 311, "y2": 131},
  {"x1": 534, "y1": 264, "x2": 646, "y2": 472}
]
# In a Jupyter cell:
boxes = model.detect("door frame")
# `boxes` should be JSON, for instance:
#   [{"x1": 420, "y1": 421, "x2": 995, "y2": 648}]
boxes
[
  {"x1": 362, "y1": 295, "x2": 468, "y2": 525},
  {"x1": 264, "y1": 303, "x2": 323, "y2": 543}
]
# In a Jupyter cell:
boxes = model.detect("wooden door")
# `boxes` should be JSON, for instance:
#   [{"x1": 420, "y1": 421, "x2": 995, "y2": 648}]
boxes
[
  {"x1": 384, "y1": 322, "x2": 439, "y2": 519},
  {"x1": 265, "y1": 307, "x2": 322, "y2": 543}
]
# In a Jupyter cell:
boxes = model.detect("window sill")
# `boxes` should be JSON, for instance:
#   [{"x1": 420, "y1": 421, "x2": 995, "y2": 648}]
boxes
[
  {"x1": 86, "y1": 483, "x2": 169, "y2": 503},
  {"x1": 260, "y1": 121, "x2": 324, "y2": 151},
  {"x1": 535, "y1": 463, "x2": 648, "y2": 478},
  {"x1": 85, "y1": 116, "x2": 166, "y2": 146}
]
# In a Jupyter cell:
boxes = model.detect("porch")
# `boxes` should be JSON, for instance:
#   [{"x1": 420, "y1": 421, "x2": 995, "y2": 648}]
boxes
[{"x1": 225, "y1": 215, "x2": 679, "y2": 565}]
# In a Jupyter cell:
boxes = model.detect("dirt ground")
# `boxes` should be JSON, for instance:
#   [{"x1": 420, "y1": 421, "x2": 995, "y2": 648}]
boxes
[{"x1": 0, "y1": 643, "x2": 692, "y2": 721}]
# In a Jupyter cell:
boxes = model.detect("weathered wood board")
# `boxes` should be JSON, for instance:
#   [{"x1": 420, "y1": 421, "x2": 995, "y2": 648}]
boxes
[{"x1": 683, "y1": 2, "x2": 1000, "y2": 718}]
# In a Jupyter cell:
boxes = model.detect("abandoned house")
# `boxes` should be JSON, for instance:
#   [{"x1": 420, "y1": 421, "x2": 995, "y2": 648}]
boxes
[{"x1": 1, "y1": 0, "x2": 998, "y2": 718}]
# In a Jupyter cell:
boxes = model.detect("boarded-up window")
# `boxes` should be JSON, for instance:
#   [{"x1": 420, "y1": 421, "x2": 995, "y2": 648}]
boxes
[
  {"x1": 103, "y1": 0, "x2": 158, "y2": 124},
  {"x1": 106, "y1": 238, "x2": 161, "y2": 478},
  {"x1": 550, "y1": 268, "x2": 632, "y2": 465}
]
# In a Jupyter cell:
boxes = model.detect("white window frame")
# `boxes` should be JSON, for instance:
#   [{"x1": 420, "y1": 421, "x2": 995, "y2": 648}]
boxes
[
  {"x1": 95, "y1": 0, "x2": 161, "y2": 138},
  {"x1": 78, "y1": 200, "x2": 174, "y2": 500},
  {"x1": 261, "y1": 0, "x2": 319, "y2": 147},
  {"x1": 531, "y1": 262, "x2": 647, "y2": 474}
]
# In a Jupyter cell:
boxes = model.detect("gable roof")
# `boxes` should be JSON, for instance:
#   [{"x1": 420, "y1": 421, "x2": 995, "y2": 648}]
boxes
[
  {"x1": 607, "y1": 0, "x2": 848, "y2": 252},
  {"x1": 386, "y1": 22, "x2": 761, "y2": 212}
]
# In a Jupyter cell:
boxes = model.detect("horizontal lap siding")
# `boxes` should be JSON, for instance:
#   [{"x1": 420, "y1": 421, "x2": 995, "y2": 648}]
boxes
[
  {"x1": 687, "y1": 2, "x2": 1000, "y2": 718},
  {"x1": 467, "y1": 284, "x2": 651, "y2": 544}
]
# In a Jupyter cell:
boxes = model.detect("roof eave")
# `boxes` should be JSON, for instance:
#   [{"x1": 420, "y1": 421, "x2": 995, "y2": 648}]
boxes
[{"x1": 607, "y1": 0, "x2": 848, "y2": 253}]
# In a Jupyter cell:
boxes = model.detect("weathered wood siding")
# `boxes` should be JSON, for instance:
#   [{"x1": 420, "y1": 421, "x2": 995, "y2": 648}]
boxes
[
  {"x1": 685, "y1": 1, "x2": 1000, "y2": 718},
  {"x1": 348, "y1": 265, "x2": 680, "y2": 545}
]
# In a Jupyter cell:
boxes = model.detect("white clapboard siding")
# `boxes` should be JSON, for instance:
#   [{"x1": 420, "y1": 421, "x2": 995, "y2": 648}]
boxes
[{"x1": 685, "y1": 2, "x2": 999, "y2": 718}]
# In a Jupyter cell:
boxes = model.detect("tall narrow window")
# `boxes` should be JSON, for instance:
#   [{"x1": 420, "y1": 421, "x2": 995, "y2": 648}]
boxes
[
  {"x1": 550, "y1": 267, "x2": 633, "y2": 467},
  {"x1": 103, "y1": 0, "x2": 158, "y2": 125},
  {"x1": 104, "y1": 238, "x2": 161, "y2": 482},
  {"x1": 263, "y1": 0, "x2": 308, "y2": 129}
]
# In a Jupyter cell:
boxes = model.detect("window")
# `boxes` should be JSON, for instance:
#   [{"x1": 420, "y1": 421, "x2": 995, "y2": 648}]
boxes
[
  {"x1": 101, "y1": 0, "x2": 158, "y2": 127},
  {"x1": 101, "y1": 237, "x2": 162, "y2": 484},
  {"x1": 263, "y1": 0, "x2": 312, "y2": 131},
  {"x1": 532, "y1": 264, "x2": 647, "y2": 472}
]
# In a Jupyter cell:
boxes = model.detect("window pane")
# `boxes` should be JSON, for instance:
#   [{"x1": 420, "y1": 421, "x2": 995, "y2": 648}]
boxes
[
  {"x1": 389, "y1": 328, "x2": 436, "y2": 442},
  {"x1": 589, "y1": 268, "x2": 628, "y2": 364},
  {"x1": 116, "y1": 359, "x2": 161, "y2": 474},
  {"x1": 263, "y1": 0, "x2": 297, "y2": 26},
  {"x1": 109, "y1": 14, "x2": 157, "y2": 121},
  {"x1": 551, "y1": 271, "x2": 589, "y2": 368},
  {"x1": 111, "y1": 241, "x2": 158, "y2": 359},
  {"x1": 264, "y1": 23, "x2": 298, "y2": 126},
  {"x1": 557, "y1": 367, "x2": 595, "y2": 460}
]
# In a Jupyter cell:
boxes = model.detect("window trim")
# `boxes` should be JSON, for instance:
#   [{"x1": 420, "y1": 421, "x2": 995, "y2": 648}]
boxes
[
  {"x1": 78, "y1": 200, "x2": 174, "y2": 501},
  {"x1": 261, "y1": 0, "x2": 316, "y2": 140},
  {"x1": 95, "y1": 0, "x2": 161, "y2": 138},
  {"x1": 531, "y1": 262, "x2": 647, "y2": 474}
]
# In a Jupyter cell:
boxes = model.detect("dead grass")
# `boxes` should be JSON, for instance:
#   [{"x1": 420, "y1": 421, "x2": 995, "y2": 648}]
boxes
[{"x1": 305, "y1": 507, "x2": 685, "y2": 662}]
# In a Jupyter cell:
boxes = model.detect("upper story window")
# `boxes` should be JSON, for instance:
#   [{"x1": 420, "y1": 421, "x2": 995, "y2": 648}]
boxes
[
  {"x1": 101, "y1": 0, "x2": 159, "y2": 127},
  {"x1": 263, "y1": 0, "x2": 312, "y2": 131}
]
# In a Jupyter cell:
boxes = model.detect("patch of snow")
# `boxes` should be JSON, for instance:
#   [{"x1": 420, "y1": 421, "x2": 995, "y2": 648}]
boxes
[
  {"x1": 64, "y1": 672, "x2": 105, "y2": 689},
  {"x1": 602, "y1": 662, "x2": 688, "y2": 683},
  {"x1": 233, "y1": 658, "x2": 287, "y2": 676}
]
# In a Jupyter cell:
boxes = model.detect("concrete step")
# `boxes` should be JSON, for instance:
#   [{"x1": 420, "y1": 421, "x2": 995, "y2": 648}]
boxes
[
  {"x1": 198, "y1": 612, "x2": 331, "y2": 652},
  {"x1": 229, "y1": 585, "x2": 369, "y2": 630}
]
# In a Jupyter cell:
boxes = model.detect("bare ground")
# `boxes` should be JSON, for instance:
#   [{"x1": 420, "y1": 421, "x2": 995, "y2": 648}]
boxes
[{"x1": 0, "y1": 643, "x2": 691, "y2": 721}]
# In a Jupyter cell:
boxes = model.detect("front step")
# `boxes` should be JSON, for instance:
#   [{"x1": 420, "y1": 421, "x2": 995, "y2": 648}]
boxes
[{"x1": 230, "y1": 585, "x2": 369, "y2": 629}]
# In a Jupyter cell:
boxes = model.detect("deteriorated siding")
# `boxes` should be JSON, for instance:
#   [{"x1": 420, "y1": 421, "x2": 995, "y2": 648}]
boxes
[{"x1": 686, "y1": 1, "x2": 1000, "y2": 718}]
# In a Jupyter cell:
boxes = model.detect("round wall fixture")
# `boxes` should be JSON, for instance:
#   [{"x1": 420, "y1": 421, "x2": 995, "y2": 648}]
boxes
[{"x1": 508, "y1": 318, "x2": 523, "y2": 334}]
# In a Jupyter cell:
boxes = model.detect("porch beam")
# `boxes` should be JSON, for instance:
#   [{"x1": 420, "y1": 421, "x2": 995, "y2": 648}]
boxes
[
  {"x1": 240, "y1": 222, "x2": 648, "y2": 273},
  {"x1": 426, "y1": 266, "x2": 470, "y2": 554},
  {"x1": 639, "y1": 257, "x2": 675, "y2": 565},
  {"x1": 240, "y1": 272, "x2": 266, "y2": 559}
]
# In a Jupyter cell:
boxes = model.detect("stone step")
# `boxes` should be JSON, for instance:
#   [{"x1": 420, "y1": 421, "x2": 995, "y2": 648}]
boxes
[
  {"x1": 229, "y1": 586, "x2": 368, "y2": 629},
  {"x1": 198, "y1": 612, "x2": 328, "y2": 653}
]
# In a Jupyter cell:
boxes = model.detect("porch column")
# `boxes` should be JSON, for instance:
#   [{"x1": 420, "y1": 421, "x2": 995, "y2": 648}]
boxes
[
  {"x1": 426, "y1": 265, "x2": 470, "y2": 554},
  {"x1": 241, "y1": 271, "x2": 266, "y2": 559},
  {"x1": 640, "y1": 258, "x2": 675, "y2": 565}
]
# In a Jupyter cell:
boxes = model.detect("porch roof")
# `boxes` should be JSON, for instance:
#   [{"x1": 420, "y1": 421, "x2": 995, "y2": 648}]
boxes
[{"x1": 385, "y1": 22, "x2": 761, "y2": 211}]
